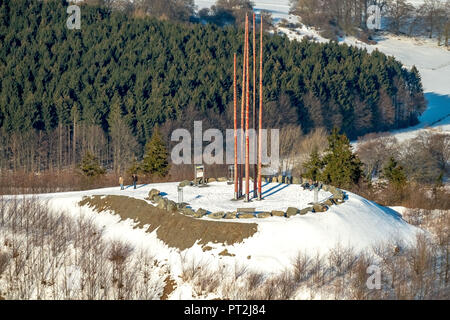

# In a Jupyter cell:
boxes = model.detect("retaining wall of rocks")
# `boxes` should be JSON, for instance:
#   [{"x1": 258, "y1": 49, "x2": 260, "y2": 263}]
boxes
[{"x1": 147, "y1": 178, "x2": 347, "y2": 220}]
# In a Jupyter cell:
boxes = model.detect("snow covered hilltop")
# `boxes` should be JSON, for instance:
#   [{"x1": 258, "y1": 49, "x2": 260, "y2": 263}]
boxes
[
  {"x1": 35, "y1": 181, "x2": 422, "y2": 271},
  {"x1": 0, "y1": 179, "x2": 427, "y2": 299}
]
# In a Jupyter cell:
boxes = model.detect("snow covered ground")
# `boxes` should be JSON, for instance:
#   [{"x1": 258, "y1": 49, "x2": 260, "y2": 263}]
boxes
[
  {"x1": 194, "y1": 0, "x2": 450, "y2": 142},
  {"x1": 146, "y1": 181, "x2": 333, "y2": 213},
  {"x1": 25, "y1": 181, "x2": 423, "y2": 276},
  {"x1": 196, "y1": 0, "x2": 294, "y2": 23}
]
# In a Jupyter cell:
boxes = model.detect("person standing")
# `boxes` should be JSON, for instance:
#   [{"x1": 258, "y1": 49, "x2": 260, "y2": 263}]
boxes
[
  {"x1": 119, "y1": 176, "x2": 124, "y2": 190},
  {"x1": 309, "y1": 179, "x2": 314, "y2": 191},
  {"x1": 132, "y1": 173, "x2": 138, "y2": 189}
]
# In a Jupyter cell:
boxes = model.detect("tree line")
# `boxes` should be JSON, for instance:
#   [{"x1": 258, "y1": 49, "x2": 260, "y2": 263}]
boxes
[
  {"x1": 0, "y1": 0, "x2": 426, "y2": 174},
  {"x1": 290, "y1": 0, "x2": 449, "y2": 46},
  {"x1": 87, "y1": 0, "x2": 258, "y2": 26}
]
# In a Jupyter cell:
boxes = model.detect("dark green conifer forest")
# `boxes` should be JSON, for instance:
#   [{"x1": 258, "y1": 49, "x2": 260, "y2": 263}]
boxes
[{"x1": 0, "y1": 0, "x2": 427, "y2": 172}]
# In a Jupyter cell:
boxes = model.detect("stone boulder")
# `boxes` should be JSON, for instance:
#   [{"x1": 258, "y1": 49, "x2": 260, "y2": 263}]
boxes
[
  {"x1": 271, "y1": 210, "x2": 285, "y2": 217},
  {"x1": 156, "y1": 198, "x2": 168, "y2": 210},
  {"x1": 239, "y1": 213, "x2": 255, "y2": 219},
  {"x1": 209, "y1": 212, "x2": 225, "y2": 219},
  {"x1": 300, "y1": 207, "x2": 313, "y2": 215},
  {"x1": 148, "y1": 189, "x2": 160, "y2": 200},
  {"x1": 217, "y1": 177, "x2": 228, "y2": 182},
  {"x1": 208, "y1": 178, "x2": 217, "y2": 183},
  {"x1": 286, "y1": 207, "x2": 300, "y2": 217},
  {"x1": 333, "y1": 190, "x2": 345, "y2": 201},
  {"x1": 181, "y1": 207, "x2": 195, "y2": 216},
  {"x1": 176, "y1": 202, "x2": 189, "y2": 210},
  {"x1": 166, "y1": 200, "x2": 177, "y2": 212},
  {"x1": 328, "y1": 185, "x2": 337, "y2": 194},
  {"x1": 179, "y1": 180, "x2": 192, "y2": 187},
  {"x1": 224, "y1": 212, "x2": 237, "y2": 219},
  {"x1": 195, "y1": 208, "x2": 208, "y2": 218},
  {"x1": 257, "y1": 212, "x2": 272, "y2": 218},
  {"x1": 313, "y1": 203, "x2": 328, "y2": 213}
]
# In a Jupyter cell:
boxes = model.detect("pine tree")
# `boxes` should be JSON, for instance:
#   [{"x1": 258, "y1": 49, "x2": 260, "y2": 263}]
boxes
[
  {"x1": 321, "y1": 128, "x2": 363, "y2": 188},
  {"x1": 109, "y1": 96, "x2": 138, "y2": 174},
  {"x1": 383, "y1": 157, "x2": 407, "y2": 189},
  {"x1": 127, "y1": 157, "x2": 140, "y2": 175},
  {"x1": 79, "y1": 151, "x2": 106, "y2": 177},
  {"x1": 140, "y1": 126, "x2": 170, "y2": 178},
  {"x1": 303, "y1": 148, "x2": 323, "y2": 181}
]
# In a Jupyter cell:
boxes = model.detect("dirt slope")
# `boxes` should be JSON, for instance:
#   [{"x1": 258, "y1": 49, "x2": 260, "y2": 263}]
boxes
[{"x1": 79, "y1": 195, "x2": 257, "y2": 250}]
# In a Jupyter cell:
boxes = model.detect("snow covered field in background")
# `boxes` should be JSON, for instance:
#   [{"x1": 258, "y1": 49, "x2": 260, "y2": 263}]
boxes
[
  {"x1": 194, "y1": 0, "x2": 450, "y2": 143},
  {"x1": 195, "y1": 0, "x2": 293, "y2": 22}
]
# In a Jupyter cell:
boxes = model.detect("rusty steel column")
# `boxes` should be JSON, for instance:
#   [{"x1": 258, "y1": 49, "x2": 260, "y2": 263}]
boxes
[
  {"x1": 233, "y1": 53, "x2": 238, "y2": 200},
  {"x1": 258, "y1": 16, "x2": 263, "y2": 201},
  {"x1": 245, "y1": 14, "x2": 250, "y2": 202},
  {"x1": 252, "y1": 12, "x2": 257, "y2": 198},
  {"x1": 240, "y1": 18, "x2": 247, "y2": 199}
]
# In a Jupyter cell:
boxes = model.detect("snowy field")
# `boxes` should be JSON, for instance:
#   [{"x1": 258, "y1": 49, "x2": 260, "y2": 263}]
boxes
[
  {"x1": 22, "y1": 181, "x2": 422, "y2": 274},
  {"x1": 195, "y1": 0, "x2": 450, "y2": 142},
  {"x1": 195, "y1": 0, "x2": 293, "y2": 23}
]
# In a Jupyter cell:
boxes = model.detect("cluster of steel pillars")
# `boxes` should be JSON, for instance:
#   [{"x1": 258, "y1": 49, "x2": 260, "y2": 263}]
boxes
[{"x1": 233, "y1": 13, "x2": 263, "y2": 202}]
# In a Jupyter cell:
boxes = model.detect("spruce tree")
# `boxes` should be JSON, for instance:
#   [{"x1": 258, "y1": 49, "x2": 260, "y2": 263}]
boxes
[
  {"x1": 383, "y1": 157, "x2": 407, "y2": 189},
  {"x1": 140, "y1": 126, "x2": 170, "y2": 178},
  {"x1": 303, "y1": 148, "x2": 323, "y2": 181},
  {"x1": 127, "y1": 158, "x2": 140, "y2": 176},
  {"x1": 79, "y1": 151, "x2": 106, "y2": 177},
  {"x1": 321, "y1": 128, "x2": 363, "y2": 188}
]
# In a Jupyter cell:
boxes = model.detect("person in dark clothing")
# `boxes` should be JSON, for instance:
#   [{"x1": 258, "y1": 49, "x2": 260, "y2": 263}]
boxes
[{"x1": 132, "y1": 174, "x2": 138, "y2": 189}]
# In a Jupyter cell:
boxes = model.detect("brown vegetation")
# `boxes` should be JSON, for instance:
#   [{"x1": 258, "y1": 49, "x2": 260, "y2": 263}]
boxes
[
  {"x1": 79, "y1": 195, "x2": 257, "y2": 250},
  {"x1": 0, "y1": 196, "x2": 164, "y2": 299},
  {"x1": 1, "y1": 196, "x2": 448, "y2": 300},
  {"x1": 354, "y1": 130, "x2": 450, "y2": 210},
  {"x1": 161, "y1": 276, "x2": 177, "y2": 300}
]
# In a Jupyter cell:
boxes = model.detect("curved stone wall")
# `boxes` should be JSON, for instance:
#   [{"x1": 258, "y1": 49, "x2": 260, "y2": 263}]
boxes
[{"x1": 147, "y1": 178, "x2": 347, "y2": 220}]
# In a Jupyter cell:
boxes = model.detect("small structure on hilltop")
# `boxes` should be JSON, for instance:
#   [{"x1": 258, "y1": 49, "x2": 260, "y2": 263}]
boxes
[{"x1": 194, "y1": 165, "x2": 207, "y2": 186}]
